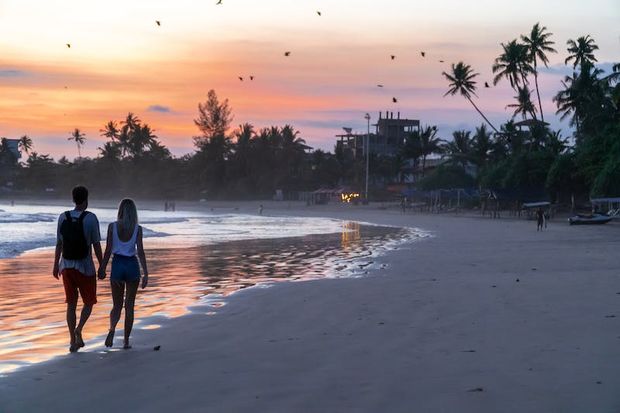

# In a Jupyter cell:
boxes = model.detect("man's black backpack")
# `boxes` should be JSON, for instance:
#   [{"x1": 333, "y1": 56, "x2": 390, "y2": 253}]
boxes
[{"x1": 60, "y1": 211, "x2": 90, "y2": 260}]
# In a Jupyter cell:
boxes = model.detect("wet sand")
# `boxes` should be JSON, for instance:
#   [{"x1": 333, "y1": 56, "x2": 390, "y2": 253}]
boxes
[
  {"x1": 0, "y1": 222, "x2": 413, "y2": 373},
  {"x1": 1, "y1": 204, "x2": 620, "y2": 413}
]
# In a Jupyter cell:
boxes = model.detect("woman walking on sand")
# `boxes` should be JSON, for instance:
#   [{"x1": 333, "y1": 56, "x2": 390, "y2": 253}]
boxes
[{"x1": 98, "y1": 199, "x2": 149, "y2": 349}]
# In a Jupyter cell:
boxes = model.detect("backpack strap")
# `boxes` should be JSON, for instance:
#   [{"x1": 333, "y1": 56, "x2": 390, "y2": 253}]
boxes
[
  {"x1": 64, "y1": 211, "x2": 73, "y2": 221},
  {"x1": 77, "y1": 210, "x2": 90, "y2": 223}
]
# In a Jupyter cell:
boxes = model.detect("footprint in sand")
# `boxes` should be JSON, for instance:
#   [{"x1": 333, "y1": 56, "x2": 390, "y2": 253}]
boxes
[{"x1": 467, "y1": 387, "x2": 484, "y2": 392}]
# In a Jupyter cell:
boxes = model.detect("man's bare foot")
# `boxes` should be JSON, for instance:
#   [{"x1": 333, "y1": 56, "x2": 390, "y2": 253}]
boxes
[
  {"x1": 69, "y1": 343, "x2": 79, "y2": 353},
  {"x1": 105, "y1": 330, "x2": 115, "y2": 348},
  {"x1": 75, "y1": 330, "x2": 85, "y2": 348},
  {"x1": 123, "y1": 342, "x2": 132, "y2": 350}
]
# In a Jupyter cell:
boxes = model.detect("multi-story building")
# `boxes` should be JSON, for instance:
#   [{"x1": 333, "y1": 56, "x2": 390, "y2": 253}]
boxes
[
  {"x1": 335, "y1": 111, "x2": 420, "y2": 159},
  {"x1": 2, "y1": 139, "x2": 21, "y2": 160}
]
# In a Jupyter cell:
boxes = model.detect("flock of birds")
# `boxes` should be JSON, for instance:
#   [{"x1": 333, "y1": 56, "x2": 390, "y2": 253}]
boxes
[{"x1": 62, "y1": 2, "x2": 494, "y2": 105}]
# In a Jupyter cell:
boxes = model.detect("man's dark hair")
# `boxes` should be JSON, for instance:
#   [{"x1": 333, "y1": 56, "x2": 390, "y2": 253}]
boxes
[{"x1": 72, "y1": 186, "x2": 89, "y2": 205}]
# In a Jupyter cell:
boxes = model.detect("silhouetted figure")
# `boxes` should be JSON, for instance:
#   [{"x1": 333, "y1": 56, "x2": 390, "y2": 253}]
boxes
[
  {"x1": 98, "y1": 199, "x2": 149, "y2": 350},
  {"x1": 485, "y1": 82, "x2": 490, "y2": 88},
  {"x1": 392, "y1": 97, "x2": 398, "y2": 103},
  {"x1": 53, "y1": 186, "x2": 102, "y2": 353},
  {"x1": 401, "y1": 197, "x2": 407, "y2": 214},
  {"x1": 164, "y1": 201, "x2": 168, "y2": 212},
  {"x1": 536, "y1": 207, "x2": 545, "y2": 231},
  {"x1": 259, "y1": 204, "x2": 264, "y2": 215},
  {"x1": 171, "y1": 201, "x2": 176, "y2": 212}
]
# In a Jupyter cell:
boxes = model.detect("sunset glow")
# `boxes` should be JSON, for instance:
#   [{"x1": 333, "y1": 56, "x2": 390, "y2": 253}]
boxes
[{"x1": 1, "y1": 0, "x2": 618, "y2": 157}]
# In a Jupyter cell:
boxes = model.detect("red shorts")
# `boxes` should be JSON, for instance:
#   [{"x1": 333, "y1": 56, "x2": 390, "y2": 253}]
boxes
[{"x1": 62, "y1": 269, "x2": 97, "y2": 305}]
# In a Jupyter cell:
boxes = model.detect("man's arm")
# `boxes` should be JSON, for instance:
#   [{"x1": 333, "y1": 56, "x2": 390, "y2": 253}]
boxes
[
  {"x1": 93, "y1": 242, "x2": 103, "y2": 266},
  {"x1": 53, "y1": 240, "x2": 62, "y2": 279},
  {"x1": 98, "y1": 223, "x2": 113, "y2": 279}
]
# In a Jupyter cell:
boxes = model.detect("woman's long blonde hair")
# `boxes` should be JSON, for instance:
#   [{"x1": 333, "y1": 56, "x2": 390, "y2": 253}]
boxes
[{"x1": 117, "y1": 198, "x2": 138, "y2": 239}]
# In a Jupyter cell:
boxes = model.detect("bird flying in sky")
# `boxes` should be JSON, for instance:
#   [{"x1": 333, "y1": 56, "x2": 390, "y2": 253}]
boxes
[
  {"x1": 391, "y1": 55, "x2": 396, "y2": 60},
  {"x1": 317, "y1": 11, "x2": 321, "y2": 16},
  {"x1": 392, "y1": 97, "x2": 398, "y2": 103},
  {"x1": 420, "y1": 51, "x2": 426, "y2": 57},
  {"x1": 485, "y1": 82, "x2": 490, "y2": 88},
  {"x1": 238, "y1": 76, "x2": 244, "y2": 81},
  {"x1": 284, "y1": 51, "x2": 291, "y2": 56},
  {"x1": 377, "y1": 84, "x2": 384, "y2": 88},
  {"x1": 66, "y1": 43, "x2": 71, "y2": 48},
  {"x1": 156, "y1": 20, "x2": 161, "y2": 26}
]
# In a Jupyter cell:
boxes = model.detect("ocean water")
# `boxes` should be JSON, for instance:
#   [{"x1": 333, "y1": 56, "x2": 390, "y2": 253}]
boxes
[
  {"x1": 0, "y1": 203, "x2": 351, "y2": 259},
  {"x1": 0, "y1": 202, "x2": 426, "y2": 374}
]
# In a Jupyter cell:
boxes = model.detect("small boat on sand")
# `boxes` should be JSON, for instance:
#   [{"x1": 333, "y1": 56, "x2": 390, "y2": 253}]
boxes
[{"x1": 568, "y1": 213, "x2": 612, "y2": 225}]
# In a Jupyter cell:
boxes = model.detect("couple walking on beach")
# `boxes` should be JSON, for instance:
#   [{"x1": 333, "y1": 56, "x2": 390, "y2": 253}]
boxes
[{"x1": 52, "y1": 186, "x2": 149, "y2": 352}]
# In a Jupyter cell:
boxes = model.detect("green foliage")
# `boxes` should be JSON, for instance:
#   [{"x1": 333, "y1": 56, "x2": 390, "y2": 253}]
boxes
[{"x1": 418, "y1": 165, "x2": 475, "y2": 190}]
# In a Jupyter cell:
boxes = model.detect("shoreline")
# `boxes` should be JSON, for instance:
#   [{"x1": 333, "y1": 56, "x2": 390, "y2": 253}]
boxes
[{"x1": 1, "y1": 205, "x2": 620, "y2": 412}]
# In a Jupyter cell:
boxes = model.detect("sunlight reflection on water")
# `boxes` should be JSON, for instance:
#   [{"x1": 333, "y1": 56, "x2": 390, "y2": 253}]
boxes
[{"x1": 0, "y1": 220, "x2": 424, "y2": 373}]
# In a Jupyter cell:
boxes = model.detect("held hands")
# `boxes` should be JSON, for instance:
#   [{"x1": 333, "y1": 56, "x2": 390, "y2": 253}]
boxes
[
  {"x1": 97, "y1": 266, "x2": 106, "y2": 280},
  {"x1": 141, "y1": 274, "x2": 149, "y2": 289}
]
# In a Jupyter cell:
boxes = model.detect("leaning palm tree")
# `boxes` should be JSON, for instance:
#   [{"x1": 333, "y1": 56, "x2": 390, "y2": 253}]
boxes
[
  {"x1": 492, "y1": 39, "x2": 533, "y2": 90},
  {"x1": 68, "y1": 128, "x2": 86, "y2": 158},
  {"x1": 506, "y1": 85, "x2": 537, "y2": 120},
  {"x1": 18, "y1": 135, "x2": 33, "y2": 154},
  {"x1": 521, "y1": 23, "x2": 556, "y2": 121},
  {"x1": 443, "y1": 62, "x2": 499, "y2": 133},
  {"x1": 565, "y1": 35, "x2": 599, "y2": 70}
]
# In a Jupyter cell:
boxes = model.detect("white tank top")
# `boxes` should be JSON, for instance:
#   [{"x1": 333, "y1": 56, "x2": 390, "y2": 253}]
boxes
[{"x1": 112, "y1": 222, "x2": 138, "y2": 257}]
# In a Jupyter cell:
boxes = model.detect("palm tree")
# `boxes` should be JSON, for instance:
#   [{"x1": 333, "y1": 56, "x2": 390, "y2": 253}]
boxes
[
  {"x1": 442, "y1": 130, "x2": 472, "y2": 167},
  {"x1": 443, "y1": 62, "x2": 499, "y2": 133},
  {"x1": 471, "y1": 124, "x2": 493, "y2": 167},
  {"x1": 565, "y1": 35, "x2": 599, "y2": 70},
  {"x1": 506, "y1": 85, "x2": 537, "y2": 120},
  {"x1": 492, "y1": 39, "x2": 533, "y2": 90},
  {"x1": 18, "y1": 135, "x2": 33, "y2": 154},
  {"x1": 418, "y1": 126, "x2": 443, "y2": 177},
  {"x1": 100, "y1": 121, "x2": 120, "y2": 141},
  {"x1": 68, "y1": 128, "x2": 86, "y2": 158},
  {"x1": 521, "y1": 23, "x2": 556, "y2": 121}
]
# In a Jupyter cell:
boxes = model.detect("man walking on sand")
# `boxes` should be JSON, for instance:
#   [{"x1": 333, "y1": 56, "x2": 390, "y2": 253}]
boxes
[{"x1": 52, "y1": 186, "x2": 102, "y2": 352}]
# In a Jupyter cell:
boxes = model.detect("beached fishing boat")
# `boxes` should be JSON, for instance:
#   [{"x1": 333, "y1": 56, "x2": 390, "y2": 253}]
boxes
[{"x1": 568, "y1": 213, "x2": 613, "y2": 225}]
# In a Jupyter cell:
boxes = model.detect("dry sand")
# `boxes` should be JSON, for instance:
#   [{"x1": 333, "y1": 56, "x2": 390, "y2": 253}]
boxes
[{"x1": 1, "y1": 203, "x2": 619, "y2": 413}]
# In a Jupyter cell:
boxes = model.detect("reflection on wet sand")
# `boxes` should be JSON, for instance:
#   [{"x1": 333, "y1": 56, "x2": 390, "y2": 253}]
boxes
[{"x1": 0, "y1": 223, "x2": 416, "y2": 373}]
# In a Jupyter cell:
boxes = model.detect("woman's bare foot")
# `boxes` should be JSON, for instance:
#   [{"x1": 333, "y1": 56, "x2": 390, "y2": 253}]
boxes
[
  {"x1": 105, "y1": 330, "x2": 115, "y2": 348},
  {"x1": 123, "y1": 341, "x2": 132, "y2": 350},
  {"x1": 69, "y1": 342, "x2": 79, "y2": 353}
]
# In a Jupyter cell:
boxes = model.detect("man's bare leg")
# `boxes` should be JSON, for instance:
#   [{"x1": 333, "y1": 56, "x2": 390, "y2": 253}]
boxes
[
  {"x1": 66, "y1": 300, "x2": 78, "y2": 352},
  {"x1": 74, "y1": 304, "x2": 92, "y2": 348}
]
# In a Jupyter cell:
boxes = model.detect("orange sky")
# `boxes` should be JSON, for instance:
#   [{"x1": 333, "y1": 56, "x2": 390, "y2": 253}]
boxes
[{"x1": 0, "y1": 0, "x2": 618, "y2": 158}]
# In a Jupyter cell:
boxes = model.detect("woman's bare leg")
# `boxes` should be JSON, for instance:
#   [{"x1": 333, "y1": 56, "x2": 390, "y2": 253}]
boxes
[
  {"x1": 106, "y1": 281, "x2": 125, "y2": 347},
  {"x1": 123, "y1": 280, "x2": 140, "y2": 349}
]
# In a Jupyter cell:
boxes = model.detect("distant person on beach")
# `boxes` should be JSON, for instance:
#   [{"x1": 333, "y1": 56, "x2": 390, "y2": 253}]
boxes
[
  {"x1": 536, "y1": 207, "x2": 545, "y2": 231},
  {"x1": 98, "y1": 199, "x2": 149, "y2": 349},
  {"x1": 259, "y1": 204, "x2": 263, "y2": 215},
  {"x1": 52, "y1": 185, "x2": 102, "y2": 353}
]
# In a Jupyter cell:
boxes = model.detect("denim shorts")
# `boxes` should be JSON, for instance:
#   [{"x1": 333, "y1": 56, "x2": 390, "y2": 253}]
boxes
[{"x1": 111, "y1": 255, "x2": 140, "y2": 282}]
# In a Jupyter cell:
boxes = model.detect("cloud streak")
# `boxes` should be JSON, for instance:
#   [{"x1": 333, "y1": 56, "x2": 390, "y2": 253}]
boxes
[{"x1": 147, "y1": 105, "x2": 172, "y2": 113}]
